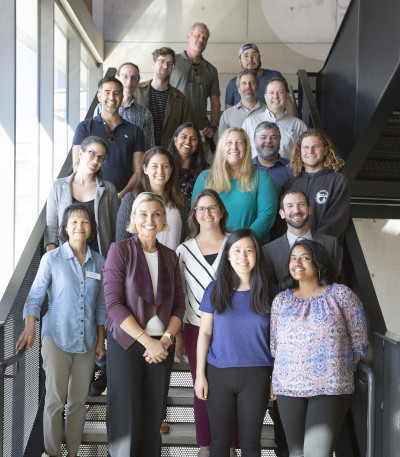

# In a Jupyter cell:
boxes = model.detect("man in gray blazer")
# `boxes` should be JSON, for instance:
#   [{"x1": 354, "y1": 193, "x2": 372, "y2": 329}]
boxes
[{"x1": 263, "y1": 189, "x2": 341, "y2": 290}]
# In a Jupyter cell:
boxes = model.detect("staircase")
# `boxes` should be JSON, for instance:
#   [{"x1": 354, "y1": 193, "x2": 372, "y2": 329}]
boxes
[{"x1": 60, "y1": 361, "x2": 278, "y2": 456}]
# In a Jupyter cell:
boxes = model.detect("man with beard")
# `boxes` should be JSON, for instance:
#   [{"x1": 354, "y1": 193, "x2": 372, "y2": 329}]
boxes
[
  {"x1": 263, "y1": 189, "x2": 340, "y2": 289},
  {"x1": 218, "y1": 70, "x2": 266, "y2": 136},
  {"x1": 94, "y1": 62, "x2": 155, "y2": 151},
  {"x1": 252, "y1": 121, "x2": 293, "y2": 195},
  {"x1": 134, "y1": 47, "x2": 189, "y2": 148},
  {"x1": 72, "y1": 76, "x2": 145, "y2": 200},
  {"x1": 225, "y1": 43, "x2": 297, "y2": 117},
  {"x1": 243, "y1": 77, "x2": 307, "y2": 159}
]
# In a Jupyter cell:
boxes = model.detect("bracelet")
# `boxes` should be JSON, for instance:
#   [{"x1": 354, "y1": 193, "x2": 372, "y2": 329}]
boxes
[{"x1": 135, "y1": 329, "x2": 145, "y2": 341}]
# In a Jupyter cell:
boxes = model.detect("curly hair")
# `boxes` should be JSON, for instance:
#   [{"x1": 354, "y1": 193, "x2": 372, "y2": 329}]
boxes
[{"x1": 290, "y1": 128, "x2": 345, "y2": 177}]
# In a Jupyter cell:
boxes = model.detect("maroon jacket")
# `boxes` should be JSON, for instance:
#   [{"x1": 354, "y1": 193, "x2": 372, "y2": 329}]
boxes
[{"x1": 103, "y1": 235, "x2": 185, "y2": 350}]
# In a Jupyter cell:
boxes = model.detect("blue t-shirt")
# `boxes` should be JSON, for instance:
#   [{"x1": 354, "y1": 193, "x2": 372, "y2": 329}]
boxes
[
  {"x1": 199, "y1": 283, "x2": 273, "y2": 368},
  {"x1": 72, "y1": 115, "x2": 145, "y2": 192},
  {"x1": 225, "y1": 69, "x2": 284, "y2": 106}
]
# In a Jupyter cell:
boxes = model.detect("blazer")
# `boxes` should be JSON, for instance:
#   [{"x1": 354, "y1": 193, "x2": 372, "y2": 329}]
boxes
[
  {"x1": 263, "y1": 230, "x2": 341, "y2": 290},
  {"x1": 45, "y1": 172, "x2": 119, "y2": 257},
  {"x1": 103, "y1": 235, "x2": 185, "y2": 350},
  {"x1": 134, "y1": 79, "x2": 190, "y2": 149}
]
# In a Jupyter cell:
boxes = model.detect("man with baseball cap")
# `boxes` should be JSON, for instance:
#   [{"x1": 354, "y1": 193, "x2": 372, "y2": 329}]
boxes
[{"x1": 225, "y1": 43, "x2": 297, "y2": 117}]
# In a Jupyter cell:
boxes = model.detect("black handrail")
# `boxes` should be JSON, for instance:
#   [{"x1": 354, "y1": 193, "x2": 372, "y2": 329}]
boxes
[
  {"x1": 297, "y1": 70, "x2": 324, "y2": 129},
  {"x1": 358, "y1": 362, "x2": 375, "y2": 457},
  {"x1": 0, "y1": 348, "x2": 25, "y2": 377}
]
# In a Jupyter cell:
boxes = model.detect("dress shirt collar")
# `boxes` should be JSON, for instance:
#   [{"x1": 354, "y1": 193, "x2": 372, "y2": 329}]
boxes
[
  {"x1": 286, "y1": 228, "x2": 313, "y2": 248},
  {"x1": 61, "y1": 241, "x2": 93, "y2": 263},
  {"x1": 265, "y1": 108, "x2": 288, "y2": 120}
]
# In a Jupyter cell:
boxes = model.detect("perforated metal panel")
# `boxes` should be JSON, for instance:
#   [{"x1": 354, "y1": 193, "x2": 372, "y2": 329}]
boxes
[{"x1": 1, "y1": 242, "x2": 44, "y2": 457}]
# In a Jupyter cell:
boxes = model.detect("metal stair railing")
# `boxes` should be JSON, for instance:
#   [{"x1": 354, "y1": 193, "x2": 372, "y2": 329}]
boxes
[{"x1": 0, "y1": 67, "x2": 116, "y2": 457}]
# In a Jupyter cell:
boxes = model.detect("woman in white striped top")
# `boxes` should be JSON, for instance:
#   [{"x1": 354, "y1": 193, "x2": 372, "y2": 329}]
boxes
[{"x1": 176, "y1": 189, "x2": 238, "y2": 457}]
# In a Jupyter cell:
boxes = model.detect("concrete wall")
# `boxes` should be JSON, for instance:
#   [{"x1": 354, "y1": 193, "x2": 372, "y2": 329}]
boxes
[
  {"x1": 101, "y1": 0, "x2": 350, "y2": 101},
  {"x1": 354, "y1": 219, "x2": 400, "y2": 335}
]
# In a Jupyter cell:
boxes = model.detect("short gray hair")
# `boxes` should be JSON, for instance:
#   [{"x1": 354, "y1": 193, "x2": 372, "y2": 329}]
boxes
[
  {"x1": 189, "y1": 22, "x2": 210, "y2": 37},
  {"x1": 254, "y1": 122, "x2": 281, "y2": 141},
  {"x1": 236, "y1": 69, "x2": 259, "y2": 89}
]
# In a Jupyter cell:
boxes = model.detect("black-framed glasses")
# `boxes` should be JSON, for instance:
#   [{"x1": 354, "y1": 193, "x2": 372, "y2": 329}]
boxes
[{"x1": 195, "y1": 205, "x2": 220, "y2": 214}]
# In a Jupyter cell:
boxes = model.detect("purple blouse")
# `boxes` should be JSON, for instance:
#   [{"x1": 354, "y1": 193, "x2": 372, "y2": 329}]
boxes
[{"x1": 270, "y1": 283, "x2": 368, "y2": 397}]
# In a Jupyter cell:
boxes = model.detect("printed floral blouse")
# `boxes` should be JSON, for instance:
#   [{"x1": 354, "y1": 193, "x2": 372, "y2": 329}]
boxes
[{"x1": 270, "y1": 283, "x2": 368, "y2": 397}]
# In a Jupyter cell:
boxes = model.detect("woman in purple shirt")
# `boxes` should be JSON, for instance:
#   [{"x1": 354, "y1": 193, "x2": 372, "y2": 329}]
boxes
[
  {"x1": 270, "y1": 240, "x2": 368, "y2": 457},
  {"x1": 195, "y1": 228, "x2": 273, "y2": 456},
  {"x1": 103, "y1": 192, "x2": 185, "y2": 457}
]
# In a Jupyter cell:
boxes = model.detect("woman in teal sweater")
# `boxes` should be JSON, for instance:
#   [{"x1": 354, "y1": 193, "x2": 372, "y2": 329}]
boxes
[{"x1": 192, "y1": 127, "x2": 277, "y2": 244}]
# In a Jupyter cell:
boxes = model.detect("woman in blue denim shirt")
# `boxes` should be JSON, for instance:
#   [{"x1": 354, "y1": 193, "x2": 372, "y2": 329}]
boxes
[{"x1": 17, "y1": 204, "x2": 107, "y2": 457}]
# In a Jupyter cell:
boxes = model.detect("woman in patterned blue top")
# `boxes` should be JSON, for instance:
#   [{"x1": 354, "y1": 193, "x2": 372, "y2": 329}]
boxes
[
  {"x1": 270, "y1": 239, "x2": 368, "y2": 457},
  {"x1": 195, "y1": 228, "x2": 273, "y2": 456}
]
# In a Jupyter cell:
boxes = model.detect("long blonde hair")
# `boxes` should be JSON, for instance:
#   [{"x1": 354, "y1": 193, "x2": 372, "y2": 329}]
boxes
[
  {"x1": 290, "y1": 129, "x2": 345, "y2": 177},
  {"x1": 206, "y1": 127, "x2": 255, "y2": 193}
]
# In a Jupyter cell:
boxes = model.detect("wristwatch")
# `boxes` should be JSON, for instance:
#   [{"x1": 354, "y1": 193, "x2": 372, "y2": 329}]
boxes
[{"x1": 163, "y1": 332, "x2": 176, "y2": 345}]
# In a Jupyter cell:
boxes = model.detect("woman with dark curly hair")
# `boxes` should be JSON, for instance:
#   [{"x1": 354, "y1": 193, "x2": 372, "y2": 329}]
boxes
[
  {"x1": 270, "y1": 239, "x2": 368, "y2": 457},
  {"x1": 195, "y1": 228, "x2": 273, "y2": 456},
  {"x1": 168, "y1": 122, "x2": 209, "y2": 200},
  {"x1": 282, "y1": 129, "x2": 350, "y2": 238},
  {"x1": 116, "y1": 147, "x2": 190, "y2": 248}
]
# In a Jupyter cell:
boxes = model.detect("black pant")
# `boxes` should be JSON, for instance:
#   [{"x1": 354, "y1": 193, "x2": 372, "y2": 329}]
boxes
[
  {"x1": 106, "y1": 331, "x2": 174, "y2": 457},
  {"x1": 206, "y1": 363, "x2": 272, "y2": 457},
  {"x1": 277, "y1": 394, "x2": 352, "y2": 457}
]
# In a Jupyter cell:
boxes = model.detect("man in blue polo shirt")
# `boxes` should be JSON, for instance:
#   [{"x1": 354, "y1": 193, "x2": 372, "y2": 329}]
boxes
[
  {"x1": 72, "y1": 77, "x2": 145, "y2": 200},
  {"x1": 252, "y1": 121, "x2": 292, "y2": 195}
]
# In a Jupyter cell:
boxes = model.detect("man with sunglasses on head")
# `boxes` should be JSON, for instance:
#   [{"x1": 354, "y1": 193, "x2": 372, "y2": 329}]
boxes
[
  {"x1": 134, "y1": 47, "x2": 189, "y2": 149},
  {"x1": 94, "y1": 62, "x2": 155, "y2": 151},
  {"x1": 170, "y1": 23, "x2": 221, "y2": 144},
  {"x1": 72, "y1": 76, "x2": 145, "y2": 201}
]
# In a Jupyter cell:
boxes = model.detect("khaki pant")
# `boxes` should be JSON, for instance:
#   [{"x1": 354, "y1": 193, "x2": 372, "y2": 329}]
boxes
[{"x1": 41, "y1": 336, "x2": 95, "y2": 455}]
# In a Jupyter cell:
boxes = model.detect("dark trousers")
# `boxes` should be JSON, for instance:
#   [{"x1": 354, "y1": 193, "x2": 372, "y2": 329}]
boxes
[
  {"x1": 277, "y1": 394, "x2": 352, "y2": 457},
  {"x1": 206, "y1": 363, "x2": 272, "y2": 457},
  {"x1": 271, "y1": 400, "x2": 289, "y2": 457},
  {"x1": 106, "y1": 331, "x2": 174, "y2": 457}
]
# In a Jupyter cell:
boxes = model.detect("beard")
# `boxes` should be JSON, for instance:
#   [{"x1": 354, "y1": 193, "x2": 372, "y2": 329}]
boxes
[
  {"x1": 256, "y1": 146, "x2": 279, "y2": 161},
  {"x1": 285, "y1": 213, "x2": 308, "y2": 229}
]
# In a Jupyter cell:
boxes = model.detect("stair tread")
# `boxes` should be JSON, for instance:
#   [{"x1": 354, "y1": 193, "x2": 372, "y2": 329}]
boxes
[{"x1": 76, "y1": 422, "x2": 276, "y2": 448}]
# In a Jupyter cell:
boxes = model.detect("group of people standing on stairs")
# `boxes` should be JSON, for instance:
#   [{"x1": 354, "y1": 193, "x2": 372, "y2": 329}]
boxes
[{"x1": 16, "y1": 19, "x2": 367, "y2": 457}]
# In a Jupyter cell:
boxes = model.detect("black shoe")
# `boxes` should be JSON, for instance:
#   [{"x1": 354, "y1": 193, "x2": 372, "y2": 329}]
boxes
[{"x1": 88, "y1": 365, "x2": 107, "y2": 396}]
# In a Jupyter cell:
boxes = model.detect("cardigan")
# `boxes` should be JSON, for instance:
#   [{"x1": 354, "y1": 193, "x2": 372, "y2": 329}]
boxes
[
  {"x1": 134, "y1": 80, "x2": 190, "y2": 149},
  {"x1": 103, "y1": 235, "x2": 185, "y2": 350},
  {"x1": 176, "y1": 237, "x2": 228, "y2": 326},
  {"x1": 44, "y1": 172, "x2": 119, "y2": 257}
]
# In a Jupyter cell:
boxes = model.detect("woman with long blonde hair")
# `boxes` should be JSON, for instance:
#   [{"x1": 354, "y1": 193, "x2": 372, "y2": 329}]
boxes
[{"x1": 192, "y1": 127, "x2": 277, "y2": 244}]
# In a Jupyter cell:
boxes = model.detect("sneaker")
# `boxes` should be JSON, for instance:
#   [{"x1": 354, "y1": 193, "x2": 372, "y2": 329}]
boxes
[{"x1": 88, "y1": 365, "x2": 107, "y2": 396}]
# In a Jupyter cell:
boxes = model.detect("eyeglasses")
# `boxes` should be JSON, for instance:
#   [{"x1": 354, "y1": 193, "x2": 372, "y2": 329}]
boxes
[
  {"x1": 85, "y1": 149, "x2": 107, "y2": 163},
  {"x1": 195, "y1": 205, "x2": 220, "y2": 214},
  {"x1": 119, "y1": 74, "x2": 140, "y2": 82},
  {"x1": 154, "y1": 59, "x2": 174, "y2": 69}
]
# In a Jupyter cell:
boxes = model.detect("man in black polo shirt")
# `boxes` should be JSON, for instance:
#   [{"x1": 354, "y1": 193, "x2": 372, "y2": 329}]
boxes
[{"x1": 72, "y1": 76, "x2": 145, "y2": 200}]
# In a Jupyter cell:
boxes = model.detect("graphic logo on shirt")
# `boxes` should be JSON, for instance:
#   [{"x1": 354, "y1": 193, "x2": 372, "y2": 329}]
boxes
[
  {"x1": 124, "y1": 135, "x2": 128, "y2": 138},
  {"x1": 315, "y1": 190, "x2": 329, "y2": 204}
]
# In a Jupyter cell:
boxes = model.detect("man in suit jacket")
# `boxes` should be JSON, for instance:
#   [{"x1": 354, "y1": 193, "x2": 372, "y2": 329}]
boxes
[{"x1": 263, "y1": 189, "x2": 341, "y2": 290}]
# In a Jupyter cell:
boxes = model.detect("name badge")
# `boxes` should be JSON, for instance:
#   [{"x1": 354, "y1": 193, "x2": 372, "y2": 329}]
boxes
[{"x1": 86, "y1": 271, "x2": 101, "y2": 280}]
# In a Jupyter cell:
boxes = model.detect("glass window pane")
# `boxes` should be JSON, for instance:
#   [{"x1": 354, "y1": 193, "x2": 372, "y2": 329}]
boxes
[
  {"x1": 80, "y1": 57, "x2": 89, "y2": 121},
  {"x1": 15, "y1": 0, "x2": 39, "y2": 263},
  {"x1": 53, "y1": 25, "x2": 68, "y2": 177}
]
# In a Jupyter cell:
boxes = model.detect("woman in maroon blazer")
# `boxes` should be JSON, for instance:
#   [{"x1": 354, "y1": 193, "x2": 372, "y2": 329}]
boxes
[{"x1": 103, "y1": 192, "x2": 185, "y2": 457}]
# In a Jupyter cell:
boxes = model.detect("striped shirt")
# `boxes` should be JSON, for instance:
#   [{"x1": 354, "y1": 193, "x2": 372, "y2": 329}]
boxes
[
  {"x1": 149, "y1": 87, "x2": 169, "y2": 146},
  {"x1": 94, "y1": 100, "x2": 155, "y2": 151},
  {"x1": 176, "y1": 237, "x2": 228, "y2": 326}
]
